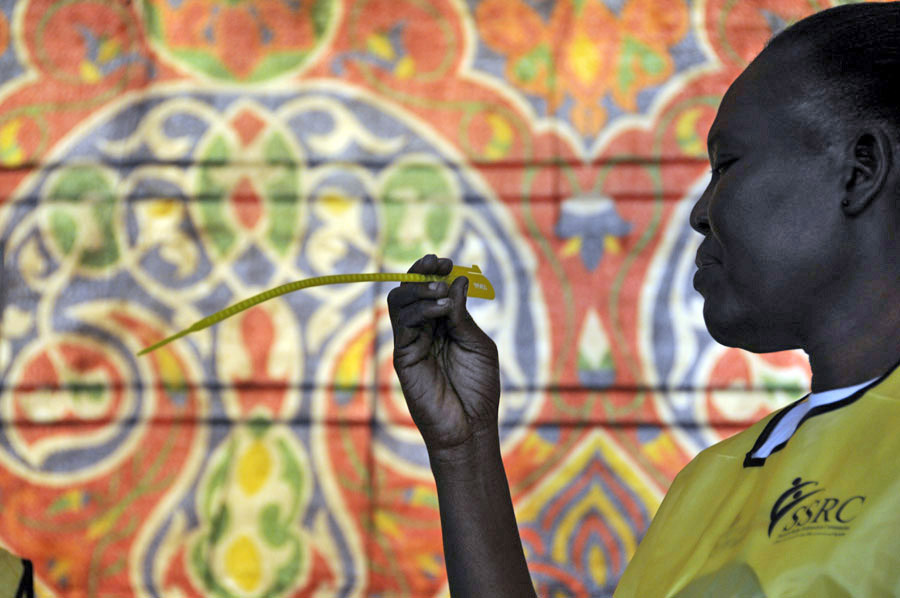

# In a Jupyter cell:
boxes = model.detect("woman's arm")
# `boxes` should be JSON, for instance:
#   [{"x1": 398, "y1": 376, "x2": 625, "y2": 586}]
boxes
[
  {"x1": 387, "y1": 255, "x2": 534, "y2": 596},
  {"x1": 428, "y1": 426, "x2": 537, "y2": 597}
]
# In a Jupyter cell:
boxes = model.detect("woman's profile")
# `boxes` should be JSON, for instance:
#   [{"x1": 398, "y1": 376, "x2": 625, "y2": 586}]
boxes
[{"x1": 387, "y1": 3, "x2": 900, "y2": 596}]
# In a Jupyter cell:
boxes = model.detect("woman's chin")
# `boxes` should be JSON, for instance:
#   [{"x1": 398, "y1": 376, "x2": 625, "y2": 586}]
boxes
[{"x1": 703, "y1": 309, "x2": 790, "y2": 353}]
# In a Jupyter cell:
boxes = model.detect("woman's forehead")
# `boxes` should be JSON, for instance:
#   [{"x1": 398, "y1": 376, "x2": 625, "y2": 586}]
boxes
[{"x1": 711, "y1": 55, "x2": 820, "y2": 152}]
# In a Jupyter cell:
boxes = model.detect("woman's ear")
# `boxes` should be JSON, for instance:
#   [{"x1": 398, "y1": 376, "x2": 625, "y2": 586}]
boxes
[{"x1": 842, "y1": 127, "x2": 893, "y2": 214}]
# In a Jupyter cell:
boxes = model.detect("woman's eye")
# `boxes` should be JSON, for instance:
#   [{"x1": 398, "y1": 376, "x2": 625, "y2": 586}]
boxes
[{"x1": 710, "y1": 160, "x2": 735, "y2": 176}]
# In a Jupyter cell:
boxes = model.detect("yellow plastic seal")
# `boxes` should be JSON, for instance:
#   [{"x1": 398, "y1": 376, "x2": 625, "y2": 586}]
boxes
[{"x1": 137, "y1": 264, "x2": 494, "y2": 356}]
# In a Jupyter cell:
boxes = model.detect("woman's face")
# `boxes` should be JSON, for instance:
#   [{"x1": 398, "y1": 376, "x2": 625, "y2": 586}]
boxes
[{"x1": 689, "y1": 45, "x2": 849, "y2": 353}]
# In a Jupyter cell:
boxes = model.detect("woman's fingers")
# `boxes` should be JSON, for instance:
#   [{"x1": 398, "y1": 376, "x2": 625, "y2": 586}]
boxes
[
  {"x1": 436, "y1": 256, "x2": 452, "y2": 275},
  {"x1": 403, "y1": 254, "x2": 434, "y2": 281},
  {"x1": 388, "y1": 279, "x2": 451, "y2": 344},
  {"x1": 396, "y1": 297, "x2": 452, "y2": 329},
  {"x1": 401, "y1": 254, "x2": 453, "y2": 285},
  {"x1": 446, "y1": 276, "x2": 469, "y2": 328},
  {"x1": 390, "y1": 297, "x2": 452, "y2": 350},
  {"x1": 389, "y1": 254, "x2": 456, "y2": 348},
  {"x1": 388, "y1": 280, "x2": 448, "y2": 311}
]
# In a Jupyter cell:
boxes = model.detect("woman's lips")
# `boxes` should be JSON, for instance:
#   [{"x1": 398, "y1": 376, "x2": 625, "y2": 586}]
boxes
[
  {"x1": 693, "y1": 262, "x2": 719, "y2": 291},
  {"x1": 695, "y1": 253, "x2": 720, "y2": 269}
]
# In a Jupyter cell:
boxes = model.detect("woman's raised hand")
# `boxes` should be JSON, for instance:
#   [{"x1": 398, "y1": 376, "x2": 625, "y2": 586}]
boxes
[{"x1": 387, "y1": 254, "x2": 501, "y2": 455}]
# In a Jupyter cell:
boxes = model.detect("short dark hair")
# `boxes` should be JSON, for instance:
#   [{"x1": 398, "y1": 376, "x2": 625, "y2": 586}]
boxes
[{"x1": 764, "y1": 2, "x2": 900, "y2": 143}]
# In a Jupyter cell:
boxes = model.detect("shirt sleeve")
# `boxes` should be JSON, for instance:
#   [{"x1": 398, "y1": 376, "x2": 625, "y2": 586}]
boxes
[
  {"x1": 0, "y1": 549, "x2": 34, "y2": 598},
  {"x1": 613, "y1": 450, "x2": 707, "y2": 598}
]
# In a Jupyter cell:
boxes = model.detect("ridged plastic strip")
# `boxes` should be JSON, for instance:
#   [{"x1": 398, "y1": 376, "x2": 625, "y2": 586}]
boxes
[{"x1": 137, "y1": 264, "x2": 493, "y2": 356}]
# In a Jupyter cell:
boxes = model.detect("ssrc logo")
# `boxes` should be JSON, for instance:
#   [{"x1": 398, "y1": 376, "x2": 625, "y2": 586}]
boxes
[{"x1": 768, "y1": 477, "x2": 865, "y2": 542}]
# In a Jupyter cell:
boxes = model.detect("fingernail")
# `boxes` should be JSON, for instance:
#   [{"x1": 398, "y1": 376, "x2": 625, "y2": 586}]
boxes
[
  {"x1": 429, "y1": 282, "x2": 439, "y2": 290},
  {"x1": 437, "y1": 298, "x2": 448, "y2": 305}
]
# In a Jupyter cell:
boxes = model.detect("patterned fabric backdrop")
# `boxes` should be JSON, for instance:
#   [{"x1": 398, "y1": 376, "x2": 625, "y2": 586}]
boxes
[{"x1": 0, "y1": 0, "x2": 865, "y2": 596}]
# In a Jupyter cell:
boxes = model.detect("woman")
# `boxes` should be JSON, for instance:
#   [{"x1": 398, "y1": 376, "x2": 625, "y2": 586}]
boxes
[{"x1": 386, "y1": 3, "x2": 900, "y2": 596}]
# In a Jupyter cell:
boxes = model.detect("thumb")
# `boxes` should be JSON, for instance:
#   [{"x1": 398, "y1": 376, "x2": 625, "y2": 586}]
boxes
[{"x1": 446, "y1": 276, "x2": 473, "y2": 332}]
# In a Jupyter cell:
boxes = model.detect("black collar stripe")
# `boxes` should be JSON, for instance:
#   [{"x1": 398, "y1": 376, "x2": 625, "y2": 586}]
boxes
[{"x1": 742, "y1": 353, "x2": 900, "y2": 468}]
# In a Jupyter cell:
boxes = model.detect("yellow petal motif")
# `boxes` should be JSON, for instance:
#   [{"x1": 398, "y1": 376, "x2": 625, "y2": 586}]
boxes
[
  {"x1": 487, "y1": 113, "x2": 513, "y2": 144},
  {"x1": 375, "y1": 510, "x2": 402, "y2": 541},
  {"x1": 335, "y1": 329, "x2": 374, "y2": 387},
  {"x1": 0, "y1": 119, "x2": 23, "y2": 166},
  {"x1": 485, "y1": 114, "x2": 513, "y2": 159},
  {"x1": 97, "y1": 38, "x2": 120, "y2": 64},
  {"x1": 675, "y1": 107, "x2": 707, "y2": 157},
  {"x1": 237, "y1": 439, "x2": 272, "y2": 496},
  {"x1": 569, "y1": 32, "x2": 602, "y2": 85},
  {"x1": 366, "y1": 33, "x2": 394, "y2": 60},
  {"x1": 147, "y1": 198, "x2": 181, "y2": 218},
  {"x1": 561, "y1": 236, "x2": 582, "y2": 258},
  {"x1": 0, "y1": 119, "x2": 21, "y2": 149},
  {"x1": 87, "y1": 508, "x2": 118, "y2": 539},
  {"x1": 61, "y1": 489, "x2": 85, "y2": 513},
  {"x1": 225, "y1": 534, "x2": 262, "y2": 592},
  {"x1": 643, "y1": 431, "x2": 679, "y2": 467},
  {"x1": 320, "y1": 192, "x2": 353, "y2": 218},
  {"x1": 604, "y1": 235, "x2": 622, "y2": 255},
  {"x1": 395, "y1": 55, "x2": 415, "y2": 79},
  {"x1": 79, "y1": 61, "x2": 102, "y2": 83},
  {"x1": 156, "y1": 346, "x2": 184, "y2": 394},
  {"x1": 415, "y1": 552, "x2": 441, "y2": 577},
  {"x1": 589, "y1": 544, "x2": 606, "y2": 587}
]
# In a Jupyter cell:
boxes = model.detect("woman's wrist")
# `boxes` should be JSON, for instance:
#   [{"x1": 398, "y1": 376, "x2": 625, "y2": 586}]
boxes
[
  {"x1": 425, "y1": 423, "x2": 536, "y2": 597},
  {"x1": 427, "y1": 424, "x2": 501, "y2": 474}
]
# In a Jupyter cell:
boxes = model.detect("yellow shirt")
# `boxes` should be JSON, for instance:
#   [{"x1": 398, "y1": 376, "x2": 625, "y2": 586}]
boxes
[
  {"x1": 615, "y1": 358, "x2": 900, "y2": 598},
  {"x1": 0, "y1": 547, "x2": 31, "y2": 598}
]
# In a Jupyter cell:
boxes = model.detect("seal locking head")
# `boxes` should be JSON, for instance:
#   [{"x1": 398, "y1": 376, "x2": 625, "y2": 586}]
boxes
[{"x1": 444, "y1": 264, "x2": 495, "y2": 300}]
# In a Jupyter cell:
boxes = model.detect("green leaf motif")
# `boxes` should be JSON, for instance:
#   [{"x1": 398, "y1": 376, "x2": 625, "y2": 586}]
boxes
[
  {"x1": 514, "y1": 44, "x2": 552, "y2": 84},
  {"x1": 171, "y1": 49, "x2": 233, "y2": 80},
  {"x1": 48, "y1": 167, "x2": 119, "y2": 268},
  {"x1": 760, "y1": 371, "x2": 805, "y2": 396},
  {"x1": 49, "y1": 210, "x2": 76, "y2": 255},
  {"x1": 249, "y1": 52, "x2": 308, "y2": 82},
  {"x1": 197, "y1": 135, "x2": 236, "y2": 257},
  {"x1": 208, "y1": 504, "x2": 230, "y2": 545},
  {"x1": 577, "y1": 350, "x2": 614, "y2": 372},
  {"x1": 47, "y1": 491, "x2": 82, "y2": 515},
  {"x1": 83, "y1": 198, "x2": 119, "y2": 267},
  {"x1": 141, "y1": 0, "x2": 163, "y2": 40},
  {"x1": 276, "y1": 437, "x2": 303, "y2": 501},
  {"x1": 202, "y1": 439, "x2": 235, "y2": 519},
  {"x1": 574, "y1": 0, "x2": 586, "y2": 17},
  {"x1": 312, "y1": 0, "x2": 334, "y2": 37},
  {"x1": 263, "y1": 132, "x2": 301, "y2": 256},
  {"x1": 271, "y1": 538, "x2": 302, "y2": 595},
  {"x1": 263, "y1": 131, "x2": 292, "y2": 165},
  {"x1": 248, "y1": 415, "x2": 272, "y2": 438},
  {"x1": 260, "y1": 503, "x2": 288, "y2": 546},
  {"x1": 190, "y1": 540, "x2": 233, "y2": 598},
  {"x1": 70, "y1": 382, "x2": 106, "y2": 404},
  {"x1": 617, "y1": 36, "x2": 666, "y2": 96},
  {"x1": 380, "y1": 162, "x2": 456, "y2": 264}
]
